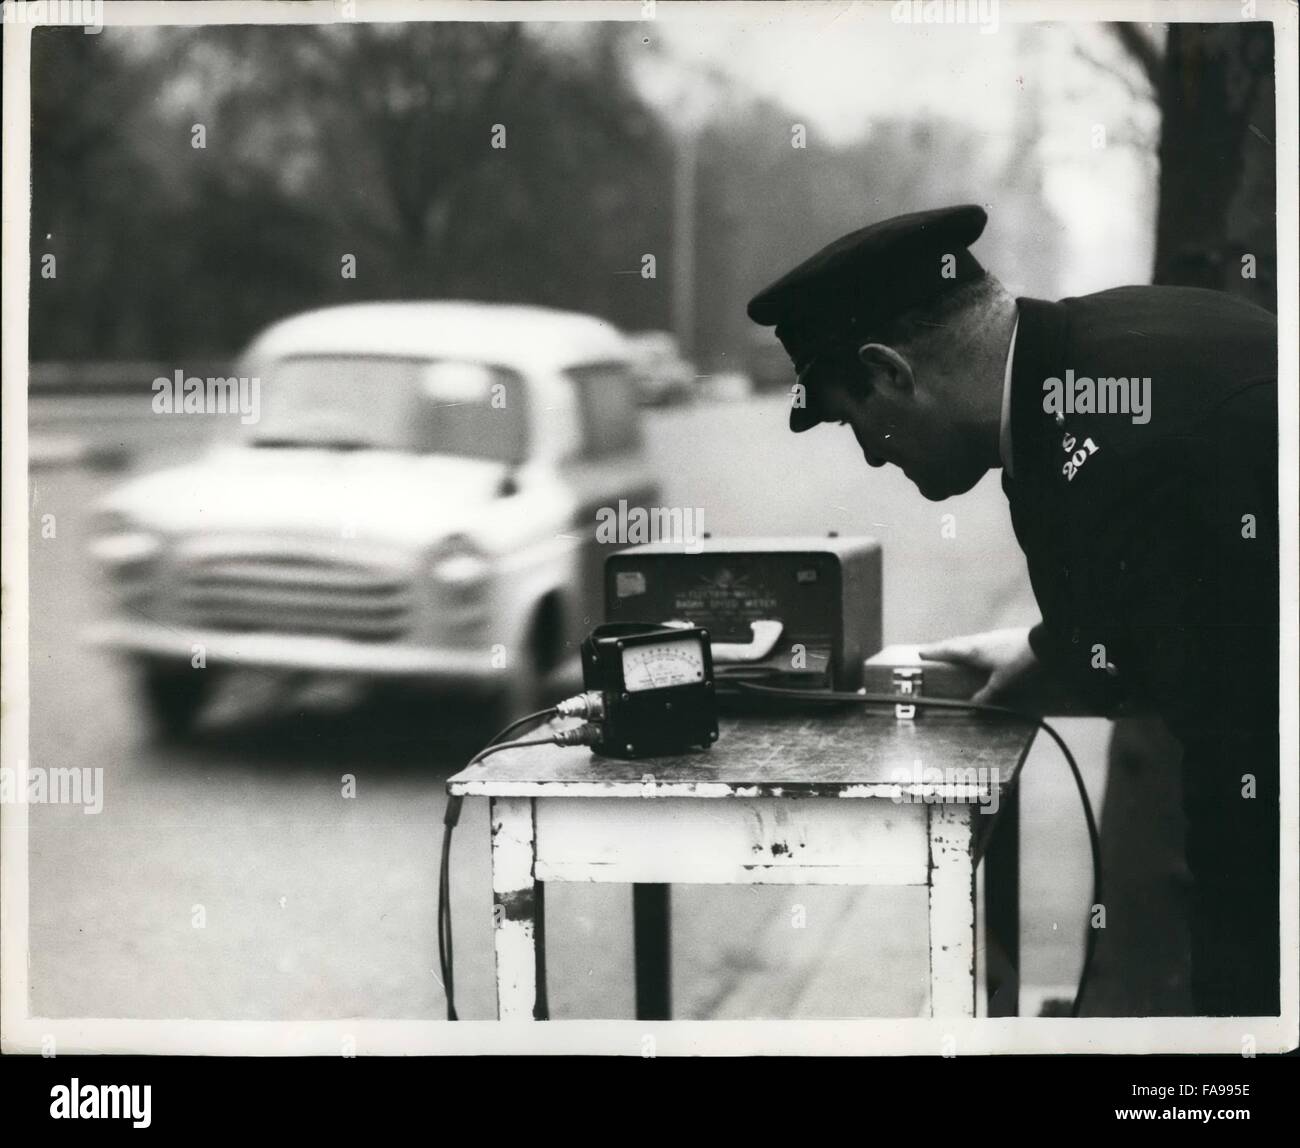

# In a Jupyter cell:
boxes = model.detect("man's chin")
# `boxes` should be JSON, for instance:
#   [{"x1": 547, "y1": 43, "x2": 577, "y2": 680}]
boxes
[{"x1": 910, "y1": 468, "x2": 980, "y2": 501}]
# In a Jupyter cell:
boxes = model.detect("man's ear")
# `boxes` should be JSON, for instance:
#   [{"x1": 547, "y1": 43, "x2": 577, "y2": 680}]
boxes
[{"x1": 857, "y1": 343, "x2": 914, "y2": 393}]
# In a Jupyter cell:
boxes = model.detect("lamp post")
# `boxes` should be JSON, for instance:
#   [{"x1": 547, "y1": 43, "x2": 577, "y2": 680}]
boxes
[{"x1": 638, "y1": 55, "x2": 724, "y2": 363}]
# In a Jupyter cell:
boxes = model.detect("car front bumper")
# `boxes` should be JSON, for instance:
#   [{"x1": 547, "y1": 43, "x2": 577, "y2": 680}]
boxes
[{"x1": 86, "y1": 619, "x2": 503, "y2": 686}]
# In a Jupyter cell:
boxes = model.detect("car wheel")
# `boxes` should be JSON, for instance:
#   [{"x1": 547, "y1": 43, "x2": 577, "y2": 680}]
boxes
[{"x1": 137, "y1": 660, "x2": 216, "y2": 740}]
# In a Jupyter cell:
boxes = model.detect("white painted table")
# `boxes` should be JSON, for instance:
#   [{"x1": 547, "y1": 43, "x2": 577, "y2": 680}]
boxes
[{"x1": 447, "y1": 707, "x2": 1032, "y2": 1020}]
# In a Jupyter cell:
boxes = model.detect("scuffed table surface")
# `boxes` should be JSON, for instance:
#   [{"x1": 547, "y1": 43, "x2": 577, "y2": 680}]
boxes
[{"x1": 448, "y1": 707, "x2": 1036, "y2": 799}]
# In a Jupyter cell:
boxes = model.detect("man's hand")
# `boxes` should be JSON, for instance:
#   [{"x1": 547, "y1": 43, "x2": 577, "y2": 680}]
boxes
[{"x1": 917, "y1": 627, "x2": 1040, "y2": 705}]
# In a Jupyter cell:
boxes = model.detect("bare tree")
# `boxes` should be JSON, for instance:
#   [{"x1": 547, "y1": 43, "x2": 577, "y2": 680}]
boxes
[{"x1": 1112, "y1": 21, "x2": 1276, "y2": 309}]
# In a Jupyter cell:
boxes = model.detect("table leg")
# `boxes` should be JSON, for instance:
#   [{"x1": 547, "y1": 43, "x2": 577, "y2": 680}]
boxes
[
  {"x1": 490, "y1": 796, "x2": 542, "y2": 1020},
  {"x1": 633, "y1": 884, "x2": 671, "y2": 1020},
  {"x1": 928, "y1": 803, "x2": 976, "y2": 1017},
  {"x1": 534, "y1": 880, "x2": 549, "y2": 1020},
  {"x1": 984, "y1": 785, "x2": 1020, "y2": 1016}
]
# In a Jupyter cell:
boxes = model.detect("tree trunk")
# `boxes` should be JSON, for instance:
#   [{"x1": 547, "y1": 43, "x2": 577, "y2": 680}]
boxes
[{"x1": 1153, "y1": 23, "x2": 1276, "y2": 310}]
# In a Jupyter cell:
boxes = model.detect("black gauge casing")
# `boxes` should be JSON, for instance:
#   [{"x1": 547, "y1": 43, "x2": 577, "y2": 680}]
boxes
[{"x1": 579, "y1": 623, "x2": 718, "y2": 759}]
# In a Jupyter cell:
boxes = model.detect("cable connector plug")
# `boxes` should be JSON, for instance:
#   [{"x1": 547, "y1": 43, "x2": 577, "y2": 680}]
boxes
[
  {"x1": 555, "y1": 690, "x2": 606, "y2": 721},
  {"x1": 552, "y1": 723, "x2": 603, "y2": 747}
]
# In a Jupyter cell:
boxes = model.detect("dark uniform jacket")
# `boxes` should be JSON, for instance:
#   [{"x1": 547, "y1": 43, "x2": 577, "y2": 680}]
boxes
[{"x1": 1004, "y1": 285, "x2": 1279, "y2": 1014}]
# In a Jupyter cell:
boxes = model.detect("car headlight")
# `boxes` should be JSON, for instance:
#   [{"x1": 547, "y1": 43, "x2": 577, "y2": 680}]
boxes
[
  {"x1": 428, "y1": 537, "x2": 490, "y2": 590},
  {"x1": 89, "y1": 511, "x2": 163, "y2": 568},
  {"x1": 89, "y1": 531, "x2": 163, "y2": 566}
]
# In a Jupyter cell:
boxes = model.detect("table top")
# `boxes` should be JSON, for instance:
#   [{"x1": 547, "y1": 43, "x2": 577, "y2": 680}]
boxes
[{"x1": 448, "y1": 707, "x2": 1036, "y2": 800}]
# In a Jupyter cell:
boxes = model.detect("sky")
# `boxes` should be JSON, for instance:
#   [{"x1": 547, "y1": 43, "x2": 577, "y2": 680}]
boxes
[{"x1": 645, "y1": 5, "x2": 1162, "y2": 294}]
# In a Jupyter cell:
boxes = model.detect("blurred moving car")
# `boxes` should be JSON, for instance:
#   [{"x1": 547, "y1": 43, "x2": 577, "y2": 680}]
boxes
[
  {"x1": 88, "y1": 302, "x2": 660, "y2": 736},
  {"x1": 626, "y1": 330, "x2": 696, "y2": 407}
]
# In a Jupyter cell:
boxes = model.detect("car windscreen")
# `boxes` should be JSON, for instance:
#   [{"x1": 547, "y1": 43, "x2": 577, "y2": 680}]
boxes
[{"x1": 249, "y1": 356, "x2": 527, "y2": 462}]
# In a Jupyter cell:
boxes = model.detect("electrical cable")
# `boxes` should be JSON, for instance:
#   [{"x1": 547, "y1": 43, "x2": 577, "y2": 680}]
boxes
[
  {"x1": 438, "y1": 716, "x2": 601, "y2": 1020},
  {"x1": 725, "y1": 680, "x2": 1102, "y2": 1018},
  {"x1": 484, "y1": 707, "x2": 559, "y2": 751}
]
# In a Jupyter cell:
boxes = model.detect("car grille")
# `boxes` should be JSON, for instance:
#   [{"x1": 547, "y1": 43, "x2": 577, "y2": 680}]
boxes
[{"x1": 178, "y1": 549, "x2": 413, "y2": 642}]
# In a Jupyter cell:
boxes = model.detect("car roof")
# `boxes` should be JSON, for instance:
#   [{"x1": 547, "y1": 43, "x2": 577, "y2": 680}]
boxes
[
  {"x1": 628, "y1": 330, "x2": 678, "y2": 347},
  {"x1": 243, "y1": 301, "x2": 631, "y2": 372}
]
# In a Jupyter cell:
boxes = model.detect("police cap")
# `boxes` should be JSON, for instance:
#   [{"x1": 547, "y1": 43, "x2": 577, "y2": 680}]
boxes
[{"x1": 746, "y1": 204, "x2": 989, "y2": 431}]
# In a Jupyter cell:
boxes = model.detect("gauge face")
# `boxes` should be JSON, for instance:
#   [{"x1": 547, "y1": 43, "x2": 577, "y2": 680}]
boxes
[{"x1": 621, "y1": 634, "x2": 706, "y2": 693}]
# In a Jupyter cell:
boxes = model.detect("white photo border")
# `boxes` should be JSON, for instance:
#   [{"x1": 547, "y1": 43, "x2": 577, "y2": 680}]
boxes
[{"x1": 3, "y1": 0, "x2": 1296, "y2": 1056}]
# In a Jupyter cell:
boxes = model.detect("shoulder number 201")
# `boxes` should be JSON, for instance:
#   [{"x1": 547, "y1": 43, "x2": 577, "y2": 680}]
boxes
[{"x1": 1062, "y1": 436, "x2": 1099, "y2": 481}]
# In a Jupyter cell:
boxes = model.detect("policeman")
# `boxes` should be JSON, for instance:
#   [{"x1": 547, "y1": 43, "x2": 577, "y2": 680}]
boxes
[{"x1": 747, "y1": 204, "x2": 1280, "y2": 1017}]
